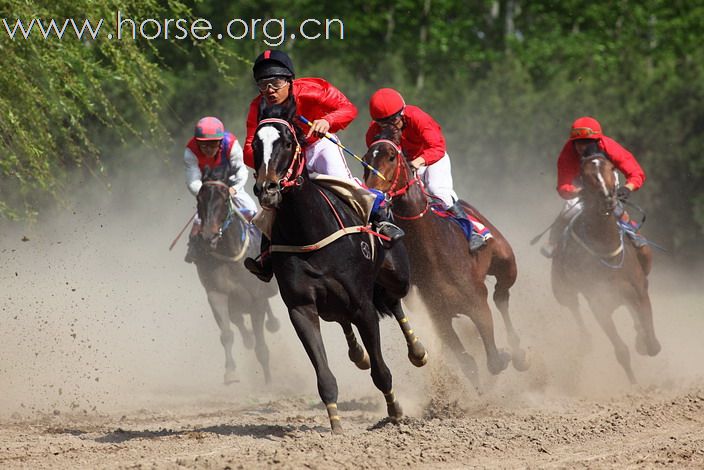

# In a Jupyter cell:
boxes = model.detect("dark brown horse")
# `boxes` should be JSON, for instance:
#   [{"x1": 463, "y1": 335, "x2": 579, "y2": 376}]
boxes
[
  {"x1": 550, "y1": 153, "x2": 660, "y2": 383},
  {"x1": 193, "y1": 166, "x2": 280, "y2": 385},
  {"x1": 364, "y1": 125, "x2": 528, "y2": 391},
  {"x1": 251, "y1": 105, "x2": 426, "y2": 433}
]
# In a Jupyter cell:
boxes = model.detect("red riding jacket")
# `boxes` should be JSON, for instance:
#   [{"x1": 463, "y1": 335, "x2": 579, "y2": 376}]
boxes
[
  {"x1": 243, "y1": 77, "x2": 358, "y2": 169},
  {"x1": 556, "y1": 136, "x2": 646, "y2": 199},
  {"x1": 365, "y1": 105, "x2": 446, "y2": 166}
]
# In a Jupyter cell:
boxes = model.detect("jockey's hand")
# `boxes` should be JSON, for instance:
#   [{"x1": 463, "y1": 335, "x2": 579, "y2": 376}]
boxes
[
  {"x1": 410, "y1": 157, "x2": 425, "y2": 169},
  {"x1": 307, "y1": 119, "x2": 331, "y2": 138},
  {"x1": 616, "y1": 186, "x2": 631, "y2": 201},
  {"x1": 228, "y1": 186, "x2": 237, "y2": 197}
]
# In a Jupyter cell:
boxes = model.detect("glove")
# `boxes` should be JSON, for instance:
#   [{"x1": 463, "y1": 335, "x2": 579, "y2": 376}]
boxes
[{"x1": 616, "y1": 186, "x2": 631, "y2": 201}]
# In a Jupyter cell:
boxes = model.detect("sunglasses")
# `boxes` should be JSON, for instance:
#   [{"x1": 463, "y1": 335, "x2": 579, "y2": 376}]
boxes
[
  {"x1": 256, "y1": 77, "x2": 289, "y2": 92},
  {"x1": 570, "y1": 127, "x2": 599, "y2": 138},
  {"x1": 374, "y1": 111, "x2": 404, "y2": 126}
]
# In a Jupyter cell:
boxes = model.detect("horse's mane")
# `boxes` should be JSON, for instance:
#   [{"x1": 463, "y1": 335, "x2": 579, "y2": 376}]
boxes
[
  {"x1": 201, "y1": 164, "x2": 229, "y2": 183},
  {"x1": 258, "y1": 97, "x2": 308, "y2": 147}
]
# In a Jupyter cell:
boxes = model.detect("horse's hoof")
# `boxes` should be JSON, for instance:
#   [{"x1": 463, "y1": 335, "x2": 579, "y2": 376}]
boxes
[
  {"x1": 350, "y1": 350, "x2": 371, "y2": 370},
  {"x1": 265, "y1": 316, "x2": 280, "y2": 333},
  {"x1": 330, "y1": 420, "x2": 344, "y2": 435},
  {"x1": 488, "y1": 349, "x2": 511, "y2": 375},
  {"x1": 387, "y1": 401, "x2": 403, "y2": 423},
  {"x1": 409, "y1": 350, "x2": 428, "y2": 368},
  {"x1": 224, "y1": 369, "x2": 239, "y2": 385},
  {"x1": 512, "y1": 349, "x2": 530, "y2": 372}
]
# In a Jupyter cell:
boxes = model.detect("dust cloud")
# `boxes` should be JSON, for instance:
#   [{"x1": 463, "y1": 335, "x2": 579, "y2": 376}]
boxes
[{"x1": 0, "y1": 140, "x2": 702, "y2": 425}]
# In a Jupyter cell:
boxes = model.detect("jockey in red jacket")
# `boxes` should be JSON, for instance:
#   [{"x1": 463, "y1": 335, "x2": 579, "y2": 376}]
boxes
[
  {"x1": 543, "y1": 116, "x2": 647, "y2": 257},
  {"x1": 242, "y1": 50, "x2": 357, "y2": 178},
  {"x1": 183, "y1": 116, "x2": 257, "y2": 263},
  {"x1": 366, "y1": 88, "x2": 487, "y2": 251},
  {"x1": 242, "y1": 50, "x2": 404, "y2": 281}
]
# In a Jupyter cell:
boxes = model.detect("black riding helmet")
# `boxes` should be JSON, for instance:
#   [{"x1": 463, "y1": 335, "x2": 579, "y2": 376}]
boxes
[{"x1": 253, "y1": 50, "x2": 295, "y2": 81}]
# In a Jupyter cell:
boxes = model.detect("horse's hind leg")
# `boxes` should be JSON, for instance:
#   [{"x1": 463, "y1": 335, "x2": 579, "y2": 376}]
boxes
[
  {"x1": 289, "y1": 306, "x2": 343, "y2": 434},
  {"x1": 341, "y1": 322, "x2": 370, "y2": 370},
  {"x1": 207, "y1": 291, "x2": 238, "y2": 384},
  {"x1": 491, "y1": 258, "x2": 528, "y2": 371},
  {"x1": 588, "y1": 300, "x2": 637, "y2": 385},
  {"x1": 433, "y1": 314, "x2": 482, "y2": 393},
  {"x1": 354, "y1": 307, "x2": 402, "y2": 423},
  {"x1": 228, "y1": 304, "x2": 254, "y2": 350},
  {"x1": 248, "y1": 299, "x2": 272, "y2": 384},
  {"x1": 374, "y1": 286, "x2": 427, "y2": 367},
  {"x1": 464, "y1": 284, "x2": 510, "y2": 376}
]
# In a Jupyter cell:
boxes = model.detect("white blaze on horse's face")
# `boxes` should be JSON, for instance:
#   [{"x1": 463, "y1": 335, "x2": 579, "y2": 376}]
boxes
[
  {"x1": 592, "y1": 158, "x2": 609, "y2": 197},
  {"x1": 256, "y1": 125, "x2": 281, "y2": 174},
  {"x1": 372, "y1": 149, "x2": 379, "y2": 159}
]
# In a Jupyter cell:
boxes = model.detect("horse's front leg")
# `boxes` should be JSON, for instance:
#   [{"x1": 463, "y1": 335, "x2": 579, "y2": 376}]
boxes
[
  {"x1": 587, "y1": 298, "x2": 637, "y2": 385},
  {"x1": 355, "y1": 305, "x2": 403, "y2": 423},
  {"x1": 289, "y1": 305, "x2": 342, "y2": 434},
  {"x1": 206, "y1": 290, "x2": 238, "y2": 384}
]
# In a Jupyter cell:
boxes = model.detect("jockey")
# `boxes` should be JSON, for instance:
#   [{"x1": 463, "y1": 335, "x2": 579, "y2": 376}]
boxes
[
  {"x1": 365, "y1": 87, "x2": 487, "y2": 251},
  {"x1": 243, "y1": 50, "x2": 404, "y2": 282},
  {"x1": 542, "y1": 116, "x2": 647, "y2": 258},
  {"x1": 183, "y1": 116, "x2": 258, "y2": 263}
]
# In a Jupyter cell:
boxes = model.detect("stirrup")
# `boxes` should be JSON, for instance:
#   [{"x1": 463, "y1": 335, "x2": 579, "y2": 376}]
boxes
[
  {"x1": 244, "y1": 257, "x2": 273, "y2": 282},
  {"x1": 184, "y1": 242, "x2": 198, "y2": 264}
]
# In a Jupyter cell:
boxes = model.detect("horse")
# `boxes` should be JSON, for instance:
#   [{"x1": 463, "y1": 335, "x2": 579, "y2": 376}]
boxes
[
  {"x1": 192, "y1": 165, "x2": 280, "y2": 385},
  {"x1": 251, "y1": 104, "x2": 426, "y2": 434},
  {"x1": 363, "y1": 125, "x2": 529, "y2": 391},
  {"x1": 550, "y1": 152, "x2": 661, "y2": 384}
]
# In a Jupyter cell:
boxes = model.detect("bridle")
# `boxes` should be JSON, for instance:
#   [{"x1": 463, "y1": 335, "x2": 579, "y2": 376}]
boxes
[
  {"x1": 368, "y1": 138, "x2": 428, "y2": 220},
  {"x1": 580, "y1": 154, "x2": 618, "y2": 216},
  {"x1": 201, "y1": 180, "x2": 237, "y2": 246},
  {"x1": 256, "y1": 118, "x2": 304, "y2": 193}
]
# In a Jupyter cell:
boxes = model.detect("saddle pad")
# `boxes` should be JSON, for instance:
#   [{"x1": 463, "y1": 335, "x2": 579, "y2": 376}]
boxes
[{"x1": 432, "y1": 206, "x2": 493, "y2": 242}]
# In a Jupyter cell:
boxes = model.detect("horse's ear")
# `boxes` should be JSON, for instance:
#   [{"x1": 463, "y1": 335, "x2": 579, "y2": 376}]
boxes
[{"x1": 202, "y1": 165, "x2": 212, "y2": 180}]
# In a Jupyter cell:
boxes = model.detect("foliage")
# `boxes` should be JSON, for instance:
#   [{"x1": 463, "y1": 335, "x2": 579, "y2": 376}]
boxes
[{"x1": 0, "y1": 0, "x2": 702, "y2": 255}]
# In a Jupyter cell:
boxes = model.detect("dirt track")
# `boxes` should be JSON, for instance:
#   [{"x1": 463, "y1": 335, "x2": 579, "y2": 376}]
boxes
[
  {"x1": 2, "y1": 169, "x2": 703, "y2": 468},
  {"x1": 1, "y1": 385, "x2": 703, "y2": 468}
]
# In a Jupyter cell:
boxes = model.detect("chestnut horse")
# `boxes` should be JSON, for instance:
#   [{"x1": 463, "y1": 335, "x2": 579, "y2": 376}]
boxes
[
  {"x1": 251, "y1": 105, "x2": 426, "y2": 433},
  {"x1": 364, "y1": 125, "x2": 528, "y2": 391},
  {"x1": 551, "y1": 153, "x2": 660, "y2": 383},
  {"x1": 194, "y1": 166, "x2": 280, "y2": 385}
]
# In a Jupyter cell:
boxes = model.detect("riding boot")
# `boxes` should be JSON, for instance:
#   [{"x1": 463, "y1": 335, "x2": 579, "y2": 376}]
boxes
[
  {"x1": 184, "y1": 222, "x2": 201, "y2": 264},
  {"x1": 448, "y1": 201, "x2": 486, "y2": 252},
  {"x1": 371, "y1": 204, "x2": 404, "y2": 248},
  {"x1": 244, "y1": 237, "x2": 273, "y2": 282}
]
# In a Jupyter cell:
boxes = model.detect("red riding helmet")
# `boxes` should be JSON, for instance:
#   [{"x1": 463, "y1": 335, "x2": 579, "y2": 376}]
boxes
[
  {"x1": 369, "y1": 88, "x2": 406, "y2": 121},
  {"x1": 569, "y1": 116, "x2": 603, "y2": 140},
  {"x1": 194, "y1": 117, "x2": 225, "y2": 141}
]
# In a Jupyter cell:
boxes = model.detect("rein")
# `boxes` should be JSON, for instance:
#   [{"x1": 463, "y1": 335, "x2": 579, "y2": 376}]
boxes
[
  {"x1": 257, "y1": 118, "x2": 304, "y2": 190},
  {"x1": 369, "y1": 139, "x2": 428, "y2": 220},
  {"x1": 567, "y1": 204, "x2": 625, "y2": 270}
]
